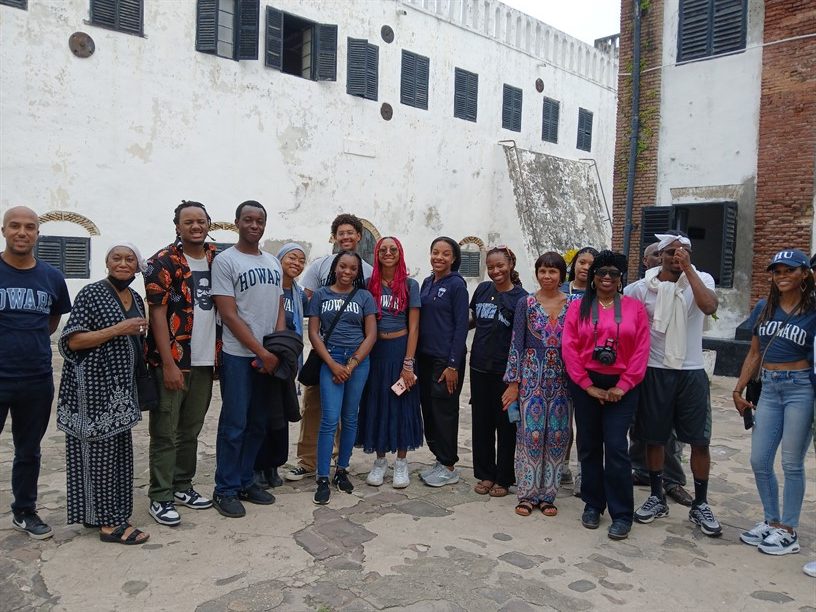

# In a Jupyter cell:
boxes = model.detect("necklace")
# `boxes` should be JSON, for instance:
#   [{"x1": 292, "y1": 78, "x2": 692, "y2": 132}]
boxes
[{"x1": 598, "y1": 298, "x2": 614, "y2": 309}]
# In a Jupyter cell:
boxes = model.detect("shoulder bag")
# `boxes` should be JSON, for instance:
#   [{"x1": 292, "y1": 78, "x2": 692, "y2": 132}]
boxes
[{"x1": 298, "y1": 288, "x2": 359, "y2": 386}]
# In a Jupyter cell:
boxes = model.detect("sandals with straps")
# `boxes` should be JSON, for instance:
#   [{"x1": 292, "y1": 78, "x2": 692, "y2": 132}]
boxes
[
  {"x1": 99, "y1": 523, "x2": 150, "y2": 545},
  {"x1": 474, "y1": 480, "x2": 494, "y2": 495},
  {"x1": 540, "y1": 503, "x2": 558, "y2": 517},
  {"x1": 514, "y1": 501, "x2": 534, "y2": 517}
]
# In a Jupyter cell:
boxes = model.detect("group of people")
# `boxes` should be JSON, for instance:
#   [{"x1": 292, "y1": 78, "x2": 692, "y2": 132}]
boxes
[{"x1": 0, "y1": 204, "x2": 813, "y2": 575}]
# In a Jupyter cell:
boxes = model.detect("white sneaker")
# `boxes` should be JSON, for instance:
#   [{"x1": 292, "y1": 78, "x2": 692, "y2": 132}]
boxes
[
  {"x1": 803, "y1": 561, "x2": 816, "y2": 577},
  {"x1": 758, "y1": 527, "x2": 800, "y2": 556},
  {"x1": 423, "y1": 467, "x2": 459, "y2": 488},
  {"x1": 419, "y1": 461, "x2": 441, "y2": 481},
  {"x1": 392, "y1": 458, "x2": 410, "y2": 489},
  {"x1": 740, "y1": 521, "x2": 773, "y2": 546},
  {"x1": 366, "y1": 458, "x2": 388, "y2": 486}
]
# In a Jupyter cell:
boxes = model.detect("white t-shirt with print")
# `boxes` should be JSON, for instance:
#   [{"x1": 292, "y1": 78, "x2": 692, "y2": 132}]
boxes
[{"x1": 187, "y1": 255, "x2": 216, "y2": 366}]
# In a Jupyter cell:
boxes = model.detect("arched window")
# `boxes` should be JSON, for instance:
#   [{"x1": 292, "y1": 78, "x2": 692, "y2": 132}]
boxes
[
  {"x1": 36, "y1": 211, "x2": 100, "y2": 279},
  {"x1": 458, "y1": 236, "x2": 485, "y2": 278},
  {"x1": 332, "y1": 218, "x2": 381, "y2": 266}
]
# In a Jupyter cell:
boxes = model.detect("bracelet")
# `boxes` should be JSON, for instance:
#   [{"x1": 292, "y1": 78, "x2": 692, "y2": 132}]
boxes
[
  {"x1": 445, "y1": 366, "x2": 457, "y2": 372},
  {"x1": 348, "y1": 356, "x2": 359, "y2": 366},
  {"x1": 732, "y1": 389, "x2": 742, "y2": 395}
]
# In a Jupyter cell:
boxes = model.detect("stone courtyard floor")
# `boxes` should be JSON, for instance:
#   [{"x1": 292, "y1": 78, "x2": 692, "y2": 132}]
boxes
[{"x1": 1, "y1": 362, "x2": 815, "y2": 611}]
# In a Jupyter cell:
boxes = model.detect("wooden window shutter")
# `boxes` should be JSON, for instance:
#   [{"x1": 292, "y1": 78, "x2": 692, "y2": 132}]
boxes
[
  {"x1": 347, "y1": 38, "x2": 368, "y2": 97},
  {"x1": 264, "y1": 6, "x2": 283, "y2": 69},
  {"x1": 541, "y1": 97, "x2": 559, "y2": 143},
  {"x1": 678, "y1": 0, "x2": 711, "y2": 61},
  {"x1": 0, "y1": 0, "x2": 29, "y2": 10},
  {"x1": 315, "y1": 24, "x2": 338, "y2": 81},
  {"x1": 712, "y1": 0, "x2": 746, "y2": 55},
  {"x1": 502, "y1": 85, "x2": 522, "y2": 132},
  {"x1": 459, "y1": 251, "x2": 481, "y2": 278},
  {"x1": 577, "y1": 108, "x2": 593, "y2": 151},
  {"x1": 118, "y1": 0, "x2": 143, "y2": 35},
  {"x1": 35, "y1": 237, "x2": 63, "y2": 270},
  {"x1": 718, "y1": 201, "x2": 738, "y2": 288},
  {"x1": 415, "y1": 54, "x2": 429, "y2": 110},
  {"x1": 466, "y1": 72, "x2": 478, "y2": 121},
  {"x1": 401, "y1": 51, "x2": 417, "y2": 106},
  {"x1": 90, "y1": 0, "x2": 117, "y2": 29},
  {"x1": 236, "y1": 0, "x2": 259, "y2": 60},
  {"x1": 454, "y1": 68, "x2": 478, "y2": 122},
  {"x1": 196, "y1": 0, "x2": 218, "y2": 53},
  {"x1": 63, "y1": 238, "x2": 91, "y2": 279},
  {"x1": 365, "y1": 43, "x2": 378, "y2": 101},
  {"x1": 640, "y1": 207, "x2": 674, "y2": 252}
]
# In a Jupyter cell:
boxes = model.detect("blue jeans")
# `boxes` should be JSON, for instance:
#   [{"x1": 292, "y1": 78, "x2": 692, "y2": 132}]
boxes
[
  {"x1": 215, "y1": 353, "x2": 274, "y2": 497},
  {"x1": 751, "y1": 369, "x2": 814, "y2": 529},
  {"x1": 317, "y1": 346, "x2": 370, "y2": 478}
]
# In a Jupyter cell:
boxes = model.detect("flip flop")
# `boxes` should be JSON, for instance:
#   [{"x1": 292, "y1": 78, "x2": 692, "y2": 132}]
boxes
[
  {"x1": 515, "y1": 501, "x2": 534, "y2": 517},
  {"x1": 99, "y1": 523, "x2": 149, "y2": 545},
  {"x1": 488, "y1": 484, "x2": 509, "y2": 498},
  {"x1": 474, "y1": 480, "x2": 494, "y2": 495}
]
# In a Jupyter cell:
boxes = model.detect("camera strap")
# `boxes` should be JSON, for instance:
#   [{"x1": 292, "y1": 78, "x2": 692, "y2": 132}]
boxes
[{"x1": 591, "y1": 295, "x2": 622, "y2": 347}]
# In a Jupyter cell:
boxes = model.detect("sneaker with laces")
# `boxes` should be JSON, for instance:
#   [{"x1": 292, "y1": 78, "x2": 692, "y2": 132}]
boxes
[
  {"x1": 238, "y1": 484, "x2": 276, "y2": 505},
  {"x1": 333, "y1": 468, "x2": 354, "y2": 493},
  {"x1": 212, "y1": 493, "x2": 246, "y2": 518},
  {"x1": 419, "y1": 461, "x2": 441, "y2": 481},
  {"x1": 423, "y1": 466, "x2": 460, "y2": 488},
  {"x1": 740, "y1": 521, "x2": 773, "y2": 546},
  {"x1": 174, "y1": 488, "x2": 213, "y2": 509},
  {"x1": 634, "y1": 495, "x2": 669, "y2": 524},
  {"x1": 314, "y1": 477, "x2": 331, "y2": 505},
  {"x1": 12, "y1": 511, "x2": 53, "y2": 540},
  {"x1": 758, "y1": 527, "x2": 799, "y2": 555},
  {"x1": 392, "y1": 458, "x2": 410, "y2": 489},
  {"x1": 366, "y1": 458, "x2": 388, "y2": 486},
  {"x1": 285, "y1": 465, "x2": 315, "y2": 481},
  {"x1": 689, "y1": 502, "x2": 722, "y2": 537},
  {"x1": 149, "y1": 500, "x2": 181, "y2": 526}
]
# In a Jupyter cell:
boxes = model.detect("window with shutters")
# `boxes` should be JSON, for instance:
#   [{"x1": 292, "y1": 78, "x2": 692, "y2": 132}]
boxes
[
  {"x1": 0, "y1": 0, "x2": 28, "y2": 10},
  {"x1": 639, "y1": 201, "x2": 737, "y2": 287},
  {"x1": 677, "y1": 0, "x2": 747, "y2": 63},
  {"x1": 453, "y1": 68, "x2": 478, "y2": 122},
  {"x1": 196, "y1": 0, "x2": 259, "y2": 61},
  {"x1": 264, "y1": 7, "x2": 336, "y2": 81},
  {"x1": 401, "y1": 50, "x2": 430, "y2": 110},
  {"x1": 501, "y1": 84, "x2": 522, "y2": 132},
  {"x1": 89, "y1": 0, "x2": 143, "y2": 36},
  {"x1": 576, "y1": 107, "x2": 593, "y2": 152},
  {"x1": 541, "y1": 97, "x2": 559, "y2": 143},
  {"x1": 35, "y1": 237, "x2": 91, "y2": 279},
  {"x1": 347, "y1": 38, "x2": 378, "y2": 101},
  {"x1": 459, "y1": 247, "x2": 482, "y2": 278}
]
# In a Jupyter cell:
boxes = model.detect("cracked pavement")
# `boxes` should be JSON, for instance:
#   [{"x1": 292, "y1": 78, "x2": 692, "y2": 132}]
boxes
[{"x1": 1, "y1": 358, "x2": 814, "y2": 611}]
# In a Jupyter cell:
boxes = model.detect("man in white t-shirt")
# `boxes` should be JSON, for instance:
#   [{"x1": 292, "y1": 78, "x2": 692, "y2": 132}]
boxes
[
  {"x1": 144, "y1": 201, "x2": 219, "y2": 527},
  {"x1": 285, "y1": 214, "x2": 373, "y2": 481},
  {"x1": 211, "y1": 201, "x2": 285, "y2": 518},
  {"x1": 624, "y1": 230, "x2": 723, "y2": 537}
]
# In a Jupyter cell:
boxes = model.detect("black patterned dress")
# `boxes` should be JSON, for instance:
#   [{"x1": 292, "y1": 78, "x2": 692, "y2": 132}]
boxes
[{"x1": 57, "y1": 280, "x2": 143, "y2": 526}]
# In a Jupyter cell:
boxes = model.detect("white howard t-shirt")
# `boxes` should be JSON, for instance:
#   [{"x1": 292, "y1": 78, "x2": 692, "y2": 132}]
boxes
[{"x1": 187, "y1": 255, "x2": 216, "y2": 366}]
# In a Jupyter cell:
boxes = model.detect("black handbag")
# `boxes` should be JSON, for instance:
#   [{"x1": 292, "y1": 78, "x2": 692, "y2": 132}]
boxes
[
  {"x1": 135, "y1": 361, "x2": 160, "y2": 412},
  {"x1": 298, "y1": 288, "x2": 358, "y2": 386}
]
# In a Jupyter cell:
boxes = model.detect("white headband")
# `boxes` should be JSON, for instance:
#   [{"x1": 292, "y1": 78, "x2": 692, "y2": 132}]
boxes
[
  {"x1": 655, "y1": 233, "x2": 692, "y2": 252},
  {"x1": 105, "y1": 241, "x2": 146, "y2": 272}
]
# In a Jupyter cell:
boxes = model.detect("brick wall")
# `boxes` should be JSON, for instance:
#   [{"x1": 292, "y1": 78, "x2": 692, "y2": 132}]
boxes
[
  {"x1": 611, "y1": 0, "x2": 664, "y2": 279},
  {"x1": 751, "y1": 2, "x2": 816, "y2": 303}
]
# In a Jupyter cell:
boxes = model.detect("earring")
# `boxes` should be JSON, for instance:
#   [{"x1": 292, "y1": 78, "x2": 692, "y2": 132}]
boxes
[
  {"x1": 590, "y1": 281, "x2": 596, "y2": 290},
  {"x1": 617, "y1": 282, "x2": 623, "y2": 292}
]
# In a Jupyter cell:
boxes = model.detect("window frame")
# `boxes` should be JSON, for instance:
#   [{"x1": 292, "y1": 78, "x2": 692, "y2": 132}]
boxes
[
  {"x1": 677, "y1": 0, "x2": 747, "y2": 63},
  {"x1": 347, "y1": 37, "x2": 379, "y2": 101},
  {"x1": 453, "y1": 67, "x2": 478, "y2": 122},
  {"x1": 89, "y1": 0, "x2": 144, "y2": 37},
  {"x1": 264, "y1": 7, "x2": 337, "y2": 81},
  {"x1": 501, "y1": 84, "x2": 522, "y2": 132},
  {"x1": 35, "y1": 236, "x2": 91, "y2": 279},
  {"x1": 541, "y1": 97, "x2": 560, "y2": 144},
  {"x1": 576, "y1": 107, "x2": 593, "y2": 152},
  {"x1": 400, "y1": 50, "x2": 430, "y2": 110}
]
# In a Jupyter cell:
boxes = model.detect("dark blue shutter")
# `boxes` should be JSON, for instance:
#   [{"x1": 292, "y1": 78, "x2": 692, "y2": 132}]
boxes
[
  {"x1": 718, "y1": 201, "x2": 738, "y2": 288},
  {"x1": 541, "y1": 97, "x2": 559, "y2": 143},
  {"x1": 35, "y1": 237, "x2": 63, "y2": 270},
  {"x1": 347, "y1": 38, "x2": 367, "y2": 96},
  {"x1": 36, "y1": 237, "x2": 90, "y2": 279},
  {"x1": 365, "y1": 43, "x2": 378, "y2": 100},
  {"x1": 401, "y1": 50, "x2": 429, "y2": 110},
  {"x1": 678, "y1": 0, "x2": 710, "y2": 61},
  {"x1": 90, "y1": 0, "x2": 116, "y2": 28},
  {"x1": 237, "y1": 0, "x2": 259, "y2": 60},
  {"x1": 454, "y1": 68, "x2": 477, "y2": 122},
  {"x1": 118, "y1": 0, "x2": 143, "y2": 35},
  {"x1": 460, "y1": 251, "x2": 481, "y2": 278},
  {"x1": 264, "y1": 6, "x2": 283, "y2": 69},
  {"x1": 315, "y1": 24, "x2": 338, "y2": 81},
  {"x1": 502, "y1": 85, "x2": 522, "y2": 132},
  {"x1": 640, "y1": 206, "x2": 674, "y2": 255},
  {"x1": 577, "y1": 108, "x2": 593, "y2": 151},
  {"x1": 466, "y1": 72, "x2": 478, "y2": 121},
  {"x1": 0, "y1": 0, "x2": 28, "y2": 9},
  {"x1": 712, "y1": 0, "x2": 746, "y2": 55},
  {"x1": 196, "y1": 0, "x2": 218, "y2": 53},
  {"x1": 415, "y1": 54, "x2": 429, "y2": 110}
]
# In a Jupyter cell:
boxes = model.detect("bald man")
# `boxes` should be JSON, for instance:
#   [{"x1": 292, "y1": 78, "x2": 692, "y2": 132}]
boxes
[{"x1": 0, "y1": 206, "x2": 71, "y2": 539}]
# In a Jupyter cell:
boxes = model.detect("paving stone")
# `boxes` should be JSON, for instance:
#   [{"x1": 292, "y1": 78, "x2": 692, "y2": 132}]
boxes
[
  {"x1": 121, "y1": 580, "x2": 148, "y2": 595},
  {"x1": 587, "y1": 554, "x2": 634, "y2": 573},
  {"x1": 492, "y1": 533, "x2": 513, "y2": 541},
  {"x1": 568, "y1": 579, "x2": 597, "y2": 593},
  {"x1": 396, "y1": 499, "x2": 451, "y2": 518},
  {"x1": 498, "y1": 551, "x2": 547, "y2": 570},
  {"x1": 751, "y1": 591, "x2": 795, "y2": 604}
]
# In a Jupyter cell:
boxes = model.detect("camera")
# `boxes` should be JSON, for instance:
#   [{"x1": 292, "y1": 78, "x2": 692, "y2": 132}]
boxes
[{"x1": 592, "y1": 338, "x2": 617, "y2": 365}]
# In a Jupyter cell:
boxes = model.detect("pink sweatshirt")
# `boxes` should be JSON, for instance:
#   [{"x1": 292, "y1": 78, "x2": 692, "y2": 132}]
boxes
[{"x1": 562, "y1": 296, "x2": 650, "y2": 393}]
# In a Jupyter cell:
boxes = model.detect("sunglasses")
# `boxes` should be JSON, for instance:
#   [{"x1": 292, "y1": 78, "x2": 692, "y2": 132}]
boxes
[
  {"x1": 595, "y1": 269, "x2": 622, "y2": 279},
  {"x1": 378, "y1": 246, "x2": 399, "y2": 254}
]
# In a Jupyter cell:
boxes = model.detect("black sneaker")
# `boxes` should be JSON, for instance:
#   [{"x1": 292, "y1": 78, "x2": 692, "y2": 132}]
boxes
[
  {"x1": 608, "y1": 519, "x2": 631, "y2": 540},
  {"x1": 314, "y1": 477, "x2": 331, "y2": 505},
  {"x1": 332, "y1": 468, "x2": 354, "y2": 493},
  {"x1": 238, "y1": 483, "x2": 276, "y2": 505},
  {"x1": 12, "y1": 511, "x2": 53, "y2": 540},
  {"x1": 581, "y1": 507, "x2": 601, "y2": 530},
  {"x1": 212, "y1": 493, "x2": 246, "y2": 518}
]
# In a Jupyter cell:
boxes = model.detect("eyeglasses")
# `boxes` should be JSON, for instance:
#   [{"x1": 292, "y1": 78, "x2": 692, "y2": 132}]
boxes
[
  {"x1": 662, "y1": 248, "x2": 692, "y2": 257},
  {"x1": 595, "y1": 269, "x2": 622, "y2": 279}
]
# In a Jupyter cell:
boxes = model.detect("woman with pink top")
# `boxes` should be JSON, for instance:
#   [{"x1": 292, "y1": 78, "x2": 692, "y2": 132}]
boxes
[{"x1": 562, "y1": 250, "x2": 650, "y2": 540}]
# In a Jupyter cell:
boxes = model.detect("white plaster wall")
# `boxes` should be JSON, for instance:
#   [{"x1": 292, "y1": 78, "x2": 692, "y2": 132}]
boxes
[
  {"x1": 655, "y1": 0, "x2": 764, "y2": 337},
  {"x1": 0, "y1": 0, "x2": 617, "y2": 296}
]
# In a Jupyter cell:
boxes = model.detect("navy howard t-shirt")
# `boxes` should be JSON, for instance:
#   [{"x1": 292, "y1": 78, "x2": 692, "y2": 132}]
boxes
[
  {"x1": 748, "y1": 299, "x2": 816, "y2": 364},
  {"x1": 470, "y1": 281, "x2": 528, "y2": 374},
  {"x1": 375, "y1": 278, "x2": 421, "y2": 333},
  {"x1": 0, "y1": 257, "x2": 71, "y2": 379},
  {"x1": 306, "y1": 287, "x2": 376, "y2": 349}
]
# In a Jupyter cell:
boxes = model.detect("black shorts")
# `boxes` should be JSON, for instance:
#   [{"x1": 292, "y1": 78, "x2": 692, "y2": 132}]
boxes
[{"x1": 633, "y1": 367, "x2": 711, "y2": 446}]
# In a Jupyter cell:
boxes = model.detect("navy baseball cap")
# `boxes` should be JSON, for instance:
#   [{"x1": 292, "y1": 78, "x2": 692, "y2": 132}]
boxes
[{"x1": 767, "y1": 249, "x2": 809, "y2": 270}]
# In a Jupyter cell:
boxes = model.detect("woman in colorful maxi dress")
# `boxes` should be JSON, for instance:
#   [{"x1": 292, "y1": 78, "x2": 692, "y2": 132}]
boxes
[{"x1": 503, "y1": 252, "x2": 573, "y2": 517}]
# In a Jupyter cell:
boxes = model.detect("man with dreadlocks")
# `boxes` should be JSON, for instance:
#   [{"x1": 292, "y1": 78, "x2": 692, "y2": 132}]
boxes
[{"x1": 143, "y1": 201, "x2": 219, "y2": 526}]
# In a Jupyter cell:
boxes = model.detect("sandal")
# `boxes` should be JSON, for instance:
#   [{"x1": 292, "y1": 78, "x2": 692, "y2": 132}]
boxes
[
  {"x1": 488, "y1": 484, "x2": 509, "y2": 498},
  {"x1": 514, "y1": 501, "x2": 534, "y2": 517},
  {"x1": 99, "y1": 523, "x2": 150, "y2": 545},
  {"x1": 540, "y1": 503, "x2": 558, "y2": 517},
  {"x1": 474, "y1": 480, "x2": 494, "y2": 495}
]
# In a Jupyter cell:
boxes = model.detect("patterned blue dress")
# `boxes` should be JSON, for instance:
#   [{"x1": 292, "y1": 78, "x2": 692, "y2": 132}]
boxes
[{"x1": 504, "y1": 294, "x2": 572, "y2": 505}]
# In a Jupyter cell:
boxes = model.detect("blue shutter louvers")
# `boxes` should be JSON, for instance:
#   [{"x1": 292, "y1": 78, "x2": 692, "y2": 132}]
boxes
[
  {"x1": 237, "y1": 0, "x2": 259, "y2": 60},
  {"x1": 36, "y1": 237, "x2": 91, "y2": 279},
  {"x1": 365, "y1": 43, "x2": 379, "y2": 100},
  {"x1": 90, "y1": 0, "x2": 143, "y2": 35},
  {"x1": 577, "y1": 108, "x2": 593, "y2": 151},
  {"x1": 315, "y1": 24, "x2": 338, "y2": 81},
  {"x1": 264, "y1": 6, "x2": 283, "y2": 68},
  {"x1": 454, "y1": 68, "x2": 478, "y2": 122},
  {"x1": 719, "y1": 201, "x2": 738, "y2": 288},
  {"x1": 196, "y1": 0, "x2": 218, "y2": 53},
  {"x1": 347, "y1": 38, "x2": 378, "y2": 100},
  {"x1": 542, "y1": 97, "x2": 559, "y2": 143},
  {"x1": 678, "y1": 0, "x2": 746, "y2": 62},
  {"x1": 401, "y1": 50, "x2": 429, "y2": 110},
  {"x1": 502, "y1": 84, "x2": 522, "y2": 132}
]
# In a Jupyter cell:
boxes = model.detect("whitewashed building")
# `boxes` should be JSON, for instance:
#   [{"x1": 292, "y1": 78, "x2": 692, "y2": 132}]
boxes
[{"x1": 0, "y1": 0, "x2": 619, "y2": 295}]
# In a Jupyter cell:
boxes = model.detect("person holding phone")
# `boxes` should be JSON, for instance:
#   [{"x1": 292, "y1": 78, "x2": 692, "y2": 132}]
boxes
[
  {"x1": 356, "y1": 237, "x2": 422, "y2": 489},
  {"x1": 307, "y1": 251, "x2": 377, "y2": 505},
  {"x1": 733, "y1": 249, "x2": 816, "y2": 556},
  {"x1": 417, "y1": 237, "x2": 469, "y2": 488}
]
